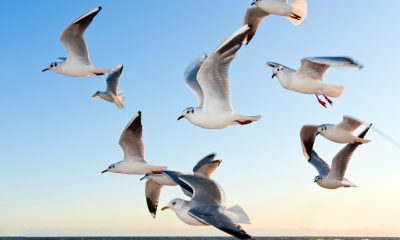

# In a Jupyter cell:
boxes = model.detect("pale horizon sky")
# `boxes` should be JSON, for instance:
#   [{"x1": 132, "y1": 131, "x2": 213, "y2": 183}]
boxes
[{"x1": 1, "y1": 0, "x2": 400, "y2": 237}]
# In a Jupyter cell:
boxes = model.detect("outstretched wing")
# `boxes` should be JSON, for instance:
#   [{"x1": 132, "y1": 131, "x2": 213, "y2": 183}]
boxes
[
  {"x1": 106, "y1": 65, "x2": 123, "y2": 95},
  {"x1": 161, "y1": 171, "x2": 193, "y2": 197},
  {"x1": 60, "y1": 7, "x2": 101, "y2": 65},
  {"x1": 193, "y1": 153, "x2": 221, "y2": 178},
  {"x1": 189, "y1": 206, "x2": 253, "y2": 240},
  {"x1": 145, "y1": 179, "x2": 162, "y2": 218},
  {"x1": 119, "y1": 111, "x2": 145, "y2": 162},
  {"x1": 297, "y1": 57, "x2": 362, "y2": 81},
  {"x1": 178, "y1": 175, "x2": 225, "y2": 205},
  {"x1": 308, "y1": 150, "x2": 330, "y2": 176},
  {"x1": 300, "y1": 125, "x2": 318, "y2": 160},
  {"x1": 243, "y1": 7, "x2": 270, "y2": 45},
  {"x1": 336, "y1": 115, "x2": 363, "y2": 133},
  {"x1": 198, "y1": 25, "x2": 251, "y2": 113},
  {"x1": 184, "y1": 56, "x2": 206, "y2": 107},
  {"x1": 328, "y1": 125, "x2": 371, "y2": 180}
]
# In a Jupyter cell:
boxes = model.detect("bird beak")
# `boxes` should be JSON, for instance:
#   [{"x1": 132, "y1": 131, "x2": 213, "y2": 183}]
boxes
[
  {"x1": 42, "y1": 67, "x2": 50, "y2": 72},
  {"x1": 251, "y1": 2, "x2": 255, "y2": 5},
  {"x1": 213, "y1": 160, "x2": 222, "y2": 165},
  {"x1": 316, "y1": 132, "x2": 320, "y2": 136},
  {"x1": 177, "y1": 115, "x2": 184, "y2": 121},
  {"x1": 140, "y1": 175, "x2": 147, "y2": 181},
  {"x1": 271, "y1": 73, "x2": 277, "y2": 79},
  {"x1": 314, "y1": 180, "x2": 317, "y2": 183},
  {"x1": 101, "y1": 169, "x2": 108, "y2": 174},
  {"x1": 92, "y1": 93, "x2": 98, "y2": 99},
  {"x1": 161, "y1": 206, "x2": 170, "y2": 211}
]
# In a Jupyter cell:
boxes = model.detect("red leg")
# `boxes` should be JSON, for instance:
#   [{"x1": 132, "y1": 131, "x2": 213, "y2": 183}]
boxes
[
  {"x1": 93, "y1": 71, "x2": 105, "y2": 76},
  {"x1": 323, "y1": 95, "x2": 333, "y2": 105},
  {"x1": 235, "y1": 120, "x2": 253, "y2": 125},
  {"x1": 315, "y1": 95, "x2": 327, "y2": 108}
]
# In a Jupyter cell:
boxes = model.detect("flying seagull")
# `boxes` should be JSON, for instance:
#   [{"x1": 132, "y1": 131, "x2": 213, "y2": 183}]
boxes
[
  {"x1": 300, "y1": 116, "x2": 371, "y2": 160},
  {"x1": 101, "y1": 111, "x2": 167, "y2": 175},
  {"x1": 42, "y1": 7, "x2": 111, "y2": 77},
  {"x1": 303, "y1": 125, "x2": 372, "y2": 189},
  {"x1": 267, "y1": 57, "x2": 363, "y2": 107},
  {"x1": 140, "y1": 153, "x2": 222, "y2": 218},
  {"x1": 178, "y1": 25, "x2": 261, "y2": 129},
  {"x1": 161, "y1": 175, "x2": 253, "y2": 239},
  {"x1": 92, "y1": 64, "x2": 125, "y2": 109},
  {"x1": 243, "y1": 0, "x2": 308, "y2": 44}
]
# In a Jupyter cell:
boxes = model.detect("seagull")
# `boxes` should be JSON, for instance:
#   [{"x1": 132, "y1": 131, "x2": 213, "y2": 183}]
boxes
[
  {"x1": 177, "y1": 25, "x2": 261, "y2": 129},
  {"x1": 267, "y1": 57, "x2": 363, "y2": 107},
  {"x1": 300, "y1": 116, "x2": 371, "y2": 159},
  {"x1": 302, "y1": 125, "x2": 371, "y2": 189},
  {"x1": 42, "y1": 7, "x2": 111, "y2": 77},
  {"x1": 243, "y1": 0, "x2": 308, "y2": 44},
  {"x1": 101, "y1": 111, "x2": 167, "y2": 175},
  {"x1": 139, "y1": 153, "x2": 222, "y2": 218},
  {"x1": 161, "y1": 175, "x2": 253, "y2": 239},
  {"x1": 92, "y1": 64, "x2": 125, "y2": 109}
]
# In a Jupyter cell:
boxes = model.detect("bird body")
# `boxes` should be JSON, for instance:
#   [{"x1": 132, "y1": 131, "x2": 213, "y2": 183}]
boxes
[
  {"x1": 319, "y1": 126, "x2": 370, "y2": 144},
  {"x1": 315, "y1": 177, "x2": 357, "y2": 189}
]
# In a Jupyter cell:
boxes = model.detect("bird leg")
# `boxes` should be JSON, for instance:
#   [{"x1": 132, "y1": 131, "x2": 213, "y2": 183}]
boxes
[
  {"x1": 290, "y1": 12, "x2": 302, "y2": 20},
  {"x1": 315, "y1": 95, "x2": 327, "y2": 108},
  {"x1": 92, "y1": 71, "x2": 105, "y2": 76},
  {"x1": 323, "y1": 95, "x2": 333, "y2": 105},
  {"x1": 235, "y1": 120, "x2": 253, "y2": 125}
]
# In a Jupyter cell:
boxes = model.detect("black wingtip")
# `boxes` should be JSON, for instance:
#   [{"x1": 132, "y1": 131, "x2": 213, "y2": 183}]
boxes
[
  {"x1": 138, "y1": 111, "x2": 142, "y2": 116},
  {"x1": 98, "y1": 6, "x2": 102, "y2": 11}
]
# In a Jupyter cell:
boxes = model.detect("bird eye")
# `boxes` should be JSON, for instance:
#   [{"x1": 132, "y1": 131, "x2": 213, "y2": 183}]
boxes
[
  {"x1": 55, "y1": 63, "x2": 57, "y2": 67},
  {"x1": 191, "y1": 109, "x2": 194, "y2": 113},
  {"x1": 186, "y1": 111, "x2": 190, "y2": 114},
  {"x1": 172, "y1": 202, "x2": 176, "y2": 205}
]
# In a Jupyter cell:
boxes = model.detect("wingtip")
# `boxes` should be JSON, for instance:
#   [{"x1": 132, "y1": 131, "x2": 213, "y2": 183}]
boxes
[
  {"x1": 98, "y1": 6, "x2": 102, "y2": 11},
  {"x1": 138, "y1": 110, "x2": 142, "y2": 116}
]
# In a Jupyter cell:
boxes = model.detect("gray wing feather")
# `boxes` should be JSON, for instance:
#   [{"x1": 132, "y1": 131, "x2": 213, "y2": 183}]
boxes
[
  {"x1": 198, "y1": 25, "x2": 251, "y2": 113},
  {"x1": 161, "y1": 171, "x2": 193, "y2": 197},
  {"x1": 300, "y1": 125, "x2": 318, "y2": 160},
  {"x1": 193, "y1": 153, "x2": 221, "y2": 178},
  {"x1": 119, "y1": 111, "x2": 145, "y2": 162},
  {"x1": 336, "y1": 115, "x2": 363, "y2": 133},
  {"x1": 60, "y1": 7, "x2": 101, "y2": 65},
  {"x1": 297, "y1": 56, "x2": 362, "y2": 81},
  {"x1": 243, "y1": 7, "x2": 270, "y2": 45},
  {"x1": 106, "y1": 65, "x2": 123, "y2": 95},
  {"x1": 145, "y1": 179, "x2": 162, "y2": 218},
  {"x1": 189, "y1": 206, "x2": 253, "y2": 240},
  {"x1": 178, "y1": 175, "x2": 224, "y2": 205},
  {"x1": 328, "y1": 125, "x2": 371, "y2": 180},
  {"x1": 184, "y1": 56, "x2": 206, "y2": 107},
  {"x1": 308, "y1": 150, "x2": 331, "y2": 176}
]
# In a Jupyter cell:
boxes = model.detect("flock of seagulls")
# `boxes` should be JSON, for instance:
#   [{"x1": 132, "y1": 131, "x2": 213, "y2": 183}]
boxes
[{"x1": 42, "y1": 1, "x2": 373, "y2": 239}]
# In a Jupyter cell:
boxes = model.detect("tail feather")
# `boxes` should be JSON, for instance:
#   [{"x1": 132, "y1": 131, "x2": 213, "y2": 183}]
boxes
[
  {"x1": 115, "y1": 91, "x2": 125, "y2": 109},
  {"x1": 227, "y1": 205, "x2": 251, "y2": 224},
  {"x1": 288, "y1": 0, "x2": 308, "y2": 25},
  {"x1": 323, "y1": 84, "x2": 344, "y2": 98}
]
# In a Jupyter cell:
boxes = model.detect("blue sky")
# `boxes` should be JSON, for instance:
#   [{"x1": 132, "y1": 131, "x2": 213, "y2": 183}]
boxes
[{"x1": 1, "y1": 0, "x2": 400, "y2": 237}]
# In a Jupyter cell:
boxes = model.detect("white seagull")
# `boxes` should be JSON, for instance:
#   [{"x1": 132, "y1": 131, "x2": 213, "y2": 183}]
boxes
[
  {"x1": 178, "y1": 25, "x2": 261, "y2": 129},
  {"x1": 300, "y1": 116, "x2": 371, "y2": 160},
  {"x1": 92, "y1": 64, "x2": 125, "y2": 109},
  {"x1": 243, "y1": 0, "x2": 308, "y2": 44},
  {"x1": 161, "y1": 174, "x2": 253, "y2": 239},
  {"x1": 267, "y1": 57, "x2": 363, "y2": 107},
  {"x1": 301, "y1": 125, "x2": 371, "y2": 189},
  {"x1": 139, "y1": 153, "x2": 222, "y2": 218},
  {"x1": 42, "y1": 7, "x2": 111, "y2": 77},
  {"x1": 101, "y1": 111, "x2": 167, "y2": 175}
]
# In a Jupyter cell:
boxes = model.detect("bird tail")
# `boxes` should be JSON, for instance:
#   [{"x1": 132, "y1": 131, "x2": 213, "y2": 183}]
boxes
[
  {"x1": 116, "y1": 91, "x2": 125, "y2": 109},
  {"x1": 287, "y1": 0, "x2": 308, "y2": 25},
  {"x1": 323, "y1": 84, "x2": 344, "y2": 98},
  {"x1": 227, "y1": 205, "x2": 251, "y2": 224},
  {"x1": 343, "y1": 179, "x2": 357, "y2": 188},
  {"x1": 356, "y1": 138, "x2": 371, "y2": 144}
]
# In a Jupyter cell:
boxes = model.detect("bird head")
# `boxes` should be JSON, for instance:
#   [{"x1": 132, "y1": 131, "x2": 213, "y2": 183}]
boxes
[
  {"x1": 42, "y1": 62, "x2": 60, "y2": 72},
  {"x1": 251, "y1": 0, "x2": 259, "y2": 6},
  {"x1": 92, "y1": 91, "x2": 101, "y2": 99},
  {"x1": 177, "y1": 107, "x2": 196, "y2": 121},
  {"x1": 316, "y1": 124, "x2": 334, "y2": 135},
  {"x1": 314, "y1": 175, "x2": 323, "y2": 183},
  {"x1": 101, "y1": 163, "x2": 119, "y2": 174},
  {"x1": 161, "y1": 198, "x2": 185, "y2": 212},
  {"x1": 266, "y1": 62, "x2": 287, "y2": 79}
]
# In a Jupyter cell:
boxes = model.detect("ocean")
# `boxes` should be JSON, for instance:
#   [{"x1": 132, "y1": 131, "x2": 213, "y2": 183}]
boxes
[{"x1": 0, "y1": 237, "x2": 399, "y2": 240}]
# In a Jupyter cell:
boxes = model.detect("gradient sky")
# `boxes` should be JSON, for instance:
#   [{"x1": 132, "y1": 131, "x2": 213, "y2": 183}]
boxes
[{"x1": 1, "y1": 0, "x2": 400, "y2": 237}]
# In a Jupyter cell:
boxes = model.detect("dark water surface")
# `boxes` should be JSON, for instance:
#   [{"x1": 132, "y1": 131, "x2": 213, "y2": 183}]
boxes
[{"x1": 1, "y1": 237, "x2": 399, "y2": 240}]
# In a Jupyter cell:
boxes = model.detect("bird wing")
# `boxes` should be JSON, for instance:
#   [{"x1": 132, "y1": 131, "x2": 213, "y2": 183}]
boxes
[
  {"x1": 189, "y1": 206, "x2": 253, "y2": 240},
  {"x1": 297, "y1": 57, "x2": 362, "y2": 81},
  {"x1": 106, "y1": 65, "x2": 123, "y2": 95},
  {"x1": 60, "y1": 7, "x2": 101, "y2": 65},
  {"x1": 192, "y1": 153, "x2": 221, "y2": 179},
  {"x1": 178, "y1": 175, "x2": 225, "y2": 205},
  {"x1": 197, "y1": 25, "x2": 251, "y2": 113},
  {"x1": 308, "y1": 150, "x2": 331, "y2": 176},
  {"x1": 336, "y1": 115, "x2": 363, "y2": 133},
  {"x1": 145, "y1": 179, "x2": 162, "y2": 218},
  {"x1": 300, "y1": 125, "x2": 318, "y2": 160},
  {"x1": 161, "y1": 171, "x2": 193, "y2": 197},
  {"x1": 119, "y1": 111, "x2": 145, "y2": 162},
  {"x1": 184, "y1": 56, "x2": 207, "y2": 107},
  {"x1": 328, "y1": 125, "x2": 371, "y2": 180},
  {"x1": 243, "y1": 7, "x2": 270, "y2": 45}
]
